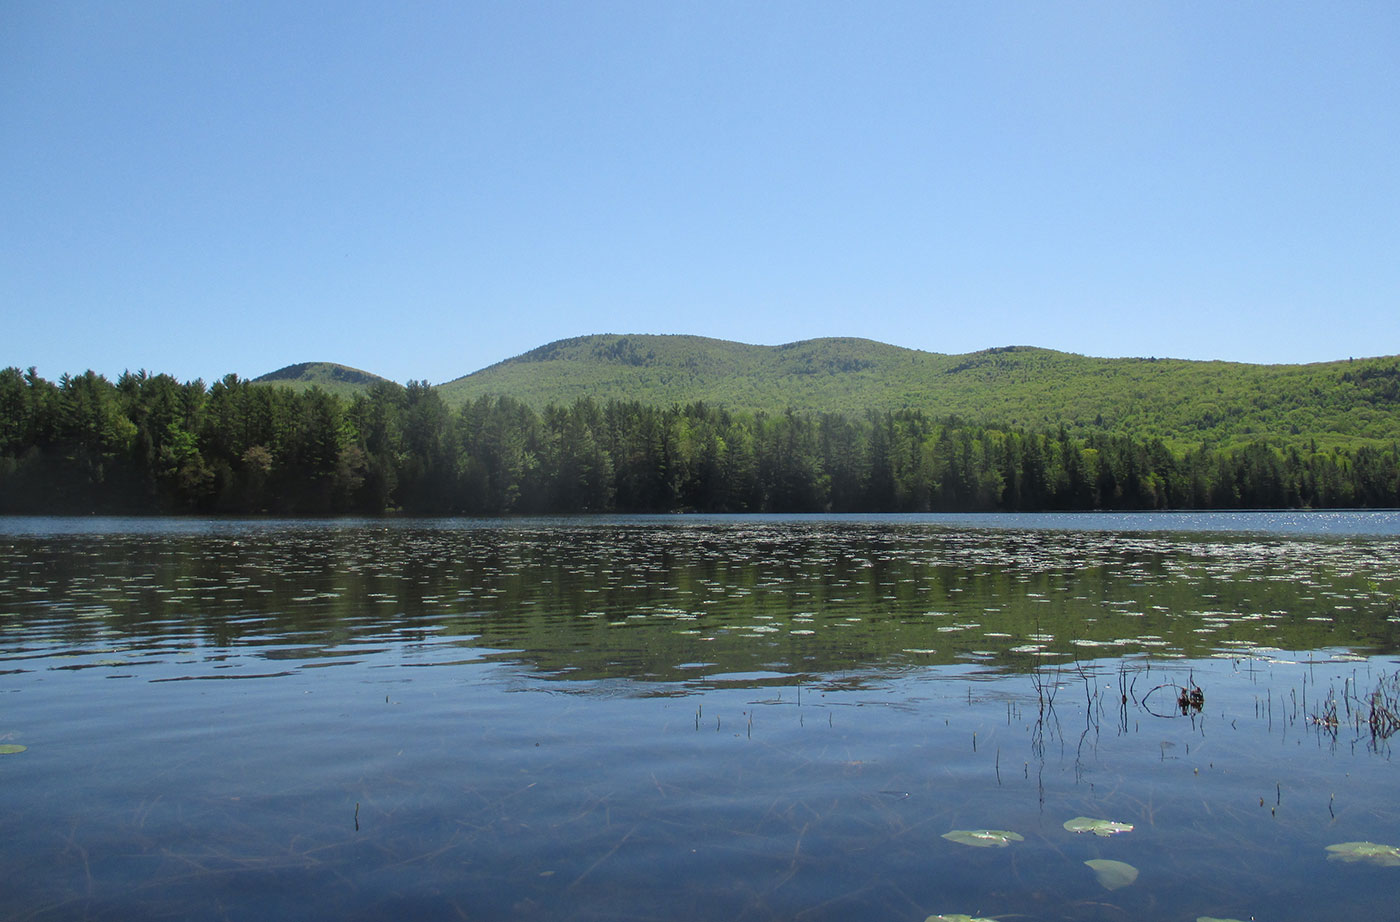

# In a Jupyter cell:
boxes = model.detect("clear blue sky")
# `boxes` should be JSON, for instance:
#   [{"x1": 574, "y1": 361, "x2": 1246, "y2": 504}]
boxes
[{"x1": 3, "y1": 1, "x2": 1397, "y2": 385}]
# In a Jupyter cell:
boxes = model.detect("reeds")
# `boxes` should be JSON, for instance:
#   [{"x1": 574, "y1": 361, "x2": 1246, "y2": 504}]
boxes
[{"x1": 1309, "y1": 668, "x2": 1399, "y2": 748}]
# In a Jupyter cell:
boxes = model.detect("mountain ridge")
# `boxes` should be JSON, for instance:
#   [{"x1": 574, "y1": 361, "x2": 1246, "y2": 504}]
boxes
[
  {"x1": 255, "y1": 334, "x2": 1400, "y2": 450},
  {"x1": 252, "y1": 361, "x2": 390, "y2": 397}
]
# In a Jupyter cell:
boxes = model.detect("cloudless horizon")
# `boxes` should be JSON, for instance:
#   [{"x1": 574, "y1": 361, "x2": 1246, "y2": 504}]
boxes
[{"x1": 4, "y1": 1, "x2": 1397, "y2": 386}]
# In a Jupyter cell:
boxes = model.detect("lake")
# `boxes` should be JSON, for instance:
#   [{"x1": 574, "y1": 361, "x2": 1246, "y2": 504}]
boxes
[{"x1": 2, "y1": 513, "x2": 1398, "y2": 921}]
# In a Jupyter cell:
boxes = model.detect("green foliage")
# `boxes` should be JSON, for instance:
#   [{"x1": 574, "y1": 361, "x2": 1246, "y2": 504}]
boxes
[
  {"x1": 252, "y1": 362, "x2": 390, "y2": 399},
  {"x1": 1085, "y1": 859, "x2": 1139, "y2": 890},
  {"x1": 1325, "y1": 842, "x2": 1400, "y2": 867},
  {"x1": 941, "y1": 829, "x2": 1025, "y2": 847},
  {"x1": 4, "y1": 364, "x2": 1400, "y2": 514},
  {"x1": 435, "y1": 335, "x2": 1400, "y2": 451},
  {"x1": 1063, "y1": 817, "x2": 1134, "y2": 836}
]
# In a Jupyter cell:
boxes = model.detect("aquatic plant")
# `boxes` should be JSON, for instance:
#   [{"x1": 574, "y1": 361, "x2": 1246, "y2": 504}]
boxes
[
  {"x1": 1143, "y1": 676, "x2": 1204, "y2": 717},
  {"x1": 1085, "y1": 859, "x2": 1139, "y2": 890},
  {"x1": 1063, "y1": 816, "x2": 1134, "y2": 836},
  {"x1": 1325, "y1": 841, "x2": 1400, "y2": 867},
  {"x1": 941, "y1": 829, "x2": 1024, "y2": 848},
  {"x1": 1311, "y1": 669, "x2": 1400, "y2": 748},
  {"x1": 1365, "y1": 672, "x2": 1400, "y2": 741},
  {"x1": 0, "y1": 744, "x2": 26, "y2": 754}
]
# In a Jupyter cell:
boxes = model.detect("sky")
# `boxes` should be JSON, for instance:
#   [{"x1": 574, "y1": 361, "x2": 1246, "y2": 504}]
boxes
[{"x1": 3, "y1": 1, "x2": 1397, "y2": 386}]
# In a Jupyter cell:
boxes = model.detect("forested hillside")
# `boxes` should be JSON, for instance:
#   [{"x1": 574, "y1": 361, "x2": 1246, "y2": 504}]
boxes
[
  {"x1": 436, "y1": 335, "x2": 1400, "y2": 451},
  {"x1": 3, "y1": 366, "x2": 1397, "y2": 515},
  {"x1": 251, "y1": 362, "x2": 389, "y2": 398}
]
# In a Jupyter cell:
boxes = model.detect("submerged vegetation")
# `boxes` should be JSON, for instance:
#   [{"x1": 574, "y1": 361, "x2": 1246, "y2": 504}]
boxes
[
  {"x1": 1084, "y1": 859, "x2": 1139, "y2": 891},
  {"x1": 2, "y1": 519, "x2": 1398, "y2": 919},
  {"x1": 2, "y1": 365, "x2": 1399, "y2": 514}
]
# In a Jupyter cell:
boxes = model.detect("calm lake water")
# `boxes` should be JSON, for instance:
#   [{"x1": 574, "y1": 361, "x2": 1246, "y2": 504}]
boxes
[{"x1": 2, "y1": 513, "x2": 1398, "y2": 921}]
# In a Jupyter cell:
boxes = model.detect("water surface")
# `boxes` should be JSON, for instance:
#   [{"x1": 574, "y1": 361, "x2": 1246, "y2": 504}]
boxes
[{"x1": 2, "y1": 514, "x2": 1398, "y2": 920}]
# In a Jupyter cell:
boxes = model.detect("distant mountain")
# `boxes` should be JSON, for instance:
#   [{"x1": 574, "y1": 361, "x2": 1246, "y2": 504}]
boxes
[
  {"x1": 252, "y1": 362, "x2": 390, "y2": 397},
  {"x1": 258, "y1": 335, "x2": 1400, "y2": 450},
  {"x1": 435, "y1": 334, "x2": 1400, "y2": 450},
  {"x1": 437, "y1": 333, "x2": 913, "y2": 407}
]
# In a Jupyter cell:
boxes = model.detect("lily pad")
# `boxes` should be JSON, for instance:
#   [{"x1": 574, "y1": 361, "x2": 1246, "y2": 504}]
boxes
[
  {"x1": 1197, "y1": 917, "x2": 1250, "y2": 922},
  {"x1": 1085, "y1": 858, "x2": 1138, "y2": 890},
  {"x1": 926, "y1": 916, "x2": 998, "y2": 922},
  {"x1": 1064, "y1": 816, "x2": 1134, "y2": 837},
  {"x1": 942, "y1": 829, "x2": 1024, "y2": 848},
  {"x1": 1325, "y1": 841, "x2": 1400, "y2": 867},
  {"x1": 0, "y1": 744, "x2": 26, "y2": 754}
]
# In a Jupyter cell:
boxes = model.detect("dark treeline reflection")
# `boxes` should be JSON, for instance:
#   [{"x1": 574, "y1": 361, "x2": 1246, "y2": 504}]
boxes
[
  {"x1": 3, "y1": 523, "x2": 1397, "y2": 683},
  {"x1": 3, "y1": 368, "x2": 1399, "y2": 514}
]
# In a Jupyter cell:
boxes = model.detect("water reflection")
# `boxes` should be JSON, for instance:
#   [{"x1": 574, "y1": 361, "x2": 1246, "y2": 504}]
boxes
[
  {"x1": 0, "y1": 518, "x2": 1398, "y2": 921},
  {"x1": 3, "y1": 520, "x2": 1398, "y2": 684}
]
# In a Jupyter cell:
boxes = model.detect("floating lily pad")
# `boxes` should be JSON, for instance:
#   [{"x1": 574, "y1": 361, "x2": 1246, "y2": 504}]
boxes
[
  {"x1": 1064, "y1": 816, "x2": 1134, "y2": 837},
  {"x1": 0, "y1": 744, "x2": 26, "y2": 754},
  {"x1": 925, "y1": 915, "x2": 998, "y2": 922},
  {"x1": 942, "y1": 829, "x2": 1024, "y2": 848},
  {"x1": 1197, "y1": 917, "x2": 1250, "y2": 922},
  {"x1": 1085, "y1": 858, "x2": 1138, "y2": 890},
  {"x1": 1325, "y1": 841, "x2": 1400, "y2": 867}
]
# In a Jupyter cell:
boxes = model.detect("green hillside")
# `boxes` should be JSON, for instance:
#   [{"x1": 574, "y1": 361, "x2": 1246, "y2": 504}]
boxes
[
  {"x1": 253, "y1": 362, "x2": 390, "y2": 398},
  {"x1": 10, "y1": 350, "x2": 1398, "y2": 514},
  {"x1": 436, "y1": 334, "x2": 1400, "y2": 450}
]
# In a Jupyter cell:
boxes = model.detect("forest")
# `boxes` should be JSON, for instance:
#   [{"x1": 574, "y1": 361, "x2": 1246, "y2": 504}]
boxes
[
  {"x1": 2, "y1": 366, "x2": 1398, "y2": 515},
  {"x1": 431, "y1": 335, "x2": 1400, "y2": 451}
]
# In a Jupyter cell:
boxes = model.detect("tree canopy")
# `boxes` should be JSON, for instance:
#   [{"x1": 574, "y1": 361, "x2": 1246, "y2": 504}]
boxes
[{"x1": 2, "y1": 366, "x2": 1397, "y2": 515}]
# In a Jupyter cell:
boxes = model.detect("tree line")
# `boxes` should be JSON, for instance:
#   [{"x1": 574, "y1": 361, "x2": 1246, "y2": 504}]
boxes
[{"x1": 2, "y1": 367, "x2": 1397, "y2": 515}]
